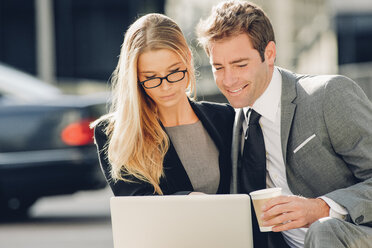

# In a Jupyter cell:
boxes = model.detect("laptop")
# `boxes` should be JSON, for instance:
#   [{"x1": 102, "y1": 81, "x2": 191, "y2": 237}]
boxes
[{"x1": 110, "y1": 194, "x2": 253, "y2": 248}]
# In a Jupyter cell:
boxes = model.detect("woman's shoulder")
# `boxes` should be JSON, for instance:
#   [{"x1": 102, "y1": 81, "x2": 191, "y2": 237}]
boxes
[
  {"x1": 94, "y1": 118, "x2": 109, "y2": 133},
  {"x1": 93, "y1": 117, "x2": 111, "y2": 146},
  {"x1": 191, "y1": 100, "x2": 235, "y2": 115}
]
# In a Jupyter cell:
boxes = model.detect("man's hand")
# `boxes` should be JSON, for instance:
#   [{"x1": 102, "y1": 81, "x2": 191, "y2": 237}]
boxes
[{"x1": 261, "y1": 195, "x2": 330, "y2": 232}]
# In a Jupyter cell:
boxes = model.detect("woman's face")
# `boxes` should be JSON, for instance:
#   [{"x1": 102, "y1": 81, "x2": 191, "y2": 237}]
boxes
[{"x1": 137, "y1": 49, "x2": 189, "y2": 111}]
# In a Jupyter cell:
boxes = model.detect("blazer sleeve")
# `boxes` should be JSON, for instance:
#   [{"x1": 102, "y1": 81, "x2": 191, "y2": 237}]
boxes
[
  {"x1": 94, "y1": 122, "x2": 159, "y2": 196},
  {"x1": 322, "y1": 76, "x2": 372, "y2": 226}
]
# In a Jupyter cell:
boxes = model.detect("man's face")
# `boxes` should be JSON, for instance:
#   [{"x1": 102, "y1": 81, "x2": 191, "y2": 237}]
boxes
[{"x1": 208, "y1": 33, "x2": 275, "y2": 108}]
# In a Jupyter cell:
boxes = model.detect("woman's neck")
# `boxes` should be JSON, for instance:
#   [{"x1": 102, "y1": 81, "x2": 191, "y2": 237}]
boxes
[{"x1": 158, "y1": 97, "x2": 198, "y2": 127}]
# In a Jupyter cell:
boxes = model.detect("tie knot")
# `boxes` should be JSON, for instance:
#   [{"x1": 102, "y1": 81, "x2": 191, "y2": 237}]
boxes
[{"x1": 248, "y1": 109, "x2": 261, "y2": 125}]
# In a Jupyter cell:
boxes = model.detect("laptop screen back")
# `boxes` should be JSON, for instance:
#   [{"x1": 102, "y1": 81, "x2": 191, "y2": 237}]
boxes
[{"x1": 110, "y1": 194, "x2": 253, "y2": 248}]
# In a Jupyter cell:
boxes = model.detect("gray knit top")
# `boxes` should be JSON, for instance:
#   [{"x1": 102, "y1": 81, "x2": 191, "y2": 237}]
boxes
[{"x1": 165, "y1": 121, "x2": 220, "y2": 194}]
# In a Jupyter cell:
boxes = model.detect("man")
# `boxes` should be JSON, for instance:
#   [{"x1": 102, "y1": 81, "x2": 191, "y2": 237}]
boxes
[{"x1": 197, "y1": 1, "x2": 372, "y2": 248}]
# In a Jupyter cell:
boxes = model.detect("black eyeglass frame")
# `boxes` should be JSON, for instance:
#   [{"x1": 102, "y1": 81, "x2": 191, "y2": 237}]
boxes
[{"x1": 138, "y1": 69, "x2": 188, "y2": 89}]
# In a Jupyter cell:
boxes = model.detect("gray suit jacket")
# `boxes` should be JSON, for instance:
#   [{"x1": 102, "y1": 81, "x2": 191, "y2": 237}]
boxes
[{"x1": 231, "y1": 67, "x2": 372, "y2": 227}]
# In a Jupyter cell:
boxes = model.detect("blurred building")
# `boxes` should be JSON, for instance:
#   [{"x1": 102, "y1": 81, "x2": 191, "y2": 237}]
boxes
[
  {"x1": 331, "y1": 0, "x2": 372, "y2": 101},
  {"x1": 0, "y1": 0, "x2": 165, "y2": 86},
  {"x1": 0, "y1": 0, "x2": 371, "y2": 100}
]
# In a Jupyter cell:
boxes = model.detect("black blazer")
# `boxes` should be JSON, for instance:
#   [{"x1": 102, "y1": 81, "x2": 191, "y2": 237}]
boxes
[{"x1": 94, "y1": 100, "x2": 235, "y2": 196}]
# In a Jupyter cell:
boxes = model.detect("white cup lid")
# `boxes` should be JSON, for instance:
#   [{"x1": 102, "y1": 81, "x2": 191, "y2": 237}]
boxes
[{"x1": 249, "y1": 187, "x2": 282, "y2": 199}]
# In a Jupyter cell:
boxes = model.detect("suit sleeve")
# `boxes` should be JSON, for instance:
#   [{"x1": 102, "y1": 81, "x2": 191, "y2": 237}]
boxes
[{"x1": 322, "y1": 76, "x2": 372, "y2": 226}]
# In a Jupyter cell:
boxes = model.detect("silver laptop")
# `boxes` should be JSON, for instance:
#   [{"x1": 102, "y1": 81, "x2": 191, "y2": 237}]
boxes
[{"x1": 110, "y1": 194, "x2": 253, "y2": 248}]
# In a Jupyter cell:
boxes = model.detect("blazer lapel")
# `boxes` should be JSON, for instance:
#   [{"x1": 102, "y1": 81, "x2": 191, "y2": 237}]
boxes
[
  {"x1": 278, "y1": 67, "x2": 297, "y2": 163},
  {"x1": 163, "y1": 139, "x2": 194, "y2": 191},
  {"x1": 189, "y1": 101, "x2": 224, "y2": 152},
  {"x1": 160, "y1": 121, "x2": 193, "y2": 192},
  {"x1": 190, "y1": 100, "x2": 233, "y2": 194}
]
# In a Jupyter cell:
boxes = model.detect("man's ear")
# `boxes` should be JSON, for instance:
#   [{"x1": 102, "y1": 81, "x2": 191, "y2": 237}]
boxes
[{"x1": 264, "y1": 41, "x2": 276, "y2": 65}]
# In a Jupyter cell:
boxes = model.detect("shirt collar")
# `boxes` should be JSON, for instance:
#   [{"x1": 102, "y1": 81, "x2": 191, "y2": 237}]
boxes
[{"x1": 242, "y1": 67, "x2": 282, "y2": 123}]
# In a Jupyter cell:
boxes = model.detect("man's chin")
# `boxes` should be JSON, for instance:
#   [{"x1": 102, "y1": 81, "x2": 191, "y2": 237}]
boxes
[{"x1": 224, "y1": 98, "x2": 250, "y2": 109}]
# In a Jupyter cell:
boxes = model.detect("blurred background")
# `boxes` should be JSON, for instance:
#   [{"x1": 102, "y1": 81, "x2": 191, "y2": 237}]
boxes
[
  {"x1": 0, "y1": 0, "x2": 371, "y2": 247},
  {"x1": 1, "y1": 0, "x2": 372, "y2": 99}
]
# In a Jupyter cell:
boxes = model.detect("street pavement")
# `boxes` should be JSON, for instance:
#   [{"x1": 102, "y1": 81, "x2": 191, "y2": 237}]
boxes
[{"x1": 0, "y1": 187, "x2": 114, "y2": 248}]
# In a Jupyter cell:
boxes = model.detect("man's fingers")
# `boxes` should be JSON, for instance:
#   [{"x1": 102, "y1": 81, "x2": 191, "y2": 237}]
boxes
[
  {"x1": 262, "y1": 211, "x2": 298, "y2": 227},
  {"x1": 271, "y1": 219, "x2": 304, "y2": 232},
  {"x1": 262, "y1": 199, "x2": 299, "y2": 221},
  {"x1": 262, "y1": 195, "x2": 292, "y2": 211}
]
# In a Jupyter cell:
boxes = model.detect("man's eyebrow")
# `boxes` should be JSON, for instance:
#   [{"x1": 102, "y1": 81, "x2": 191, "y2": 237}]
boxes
[
  {"x1": 230, "y1": 58, "x2": 249, "y2": 64},
  {"x1": 212, "y1": 58, "x2": 249, "y2": 67}
]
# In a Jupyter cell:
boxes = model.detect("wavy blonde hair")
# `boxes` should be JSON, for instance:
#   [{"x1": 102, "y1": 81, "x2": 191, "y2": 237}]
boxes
[{"x1": 91, "y1": 13, "x2": 196, "y2": 194}]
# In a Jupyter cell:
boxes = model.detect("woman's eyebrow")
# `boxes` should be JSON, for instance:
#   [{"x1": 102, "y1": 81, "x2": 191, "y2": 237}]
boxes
[
  {"x1": 139, "y1": 62, "x2": 183, "y2": 74},
  {"x1": 167, "y1": 62, "x2": 182, "y2": 69}
]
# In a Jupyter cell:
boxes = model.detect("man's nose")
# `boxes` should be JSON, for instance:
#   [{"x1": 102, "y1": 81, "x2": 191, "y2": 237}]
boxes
[{"x1": 223, "y1": 67, "x2": 238, "y2": 87}]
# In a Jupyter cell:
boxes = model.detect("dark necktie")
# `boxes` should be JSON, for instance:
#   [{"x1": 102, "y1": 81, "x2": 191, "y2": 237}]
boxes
[
  {"x1": 240, "y1": 109, "x2": 267, "y2": 193},
  {"x1": 239, "y1": 110, "x2": 288, "y2": 248},
  {"x1": 240, "y1": 109, "x2": 268, "y2": 248}
]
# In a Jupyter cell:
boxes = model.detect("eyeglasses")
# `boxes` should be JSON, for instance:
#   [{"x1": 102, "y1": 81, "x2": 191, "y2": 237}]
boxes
[{"x1": 138, "y1": 69, "x2": 187, "y2": 89}]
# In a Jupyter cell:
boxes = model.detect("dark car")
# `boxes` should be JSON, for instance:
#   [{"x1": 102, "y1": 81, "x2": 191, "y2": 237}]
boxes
[{"x1": 0, "y1": 63, "x2": 108, "y2": 219}]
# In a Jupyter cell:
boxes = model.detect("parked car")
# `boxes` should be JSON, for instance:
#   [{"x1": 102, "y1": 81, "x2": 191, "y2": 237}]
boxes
[{"x1": 0, "y1": 63, "x2": 109, "y2": 219}]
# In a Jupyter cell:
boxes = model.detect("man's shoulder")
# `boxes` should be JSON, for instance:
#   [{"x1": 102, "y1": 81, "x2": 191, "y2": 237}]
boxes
[
  {"x1": 279, "y1": 67, "x2": 357, "y2": 98},
  {"x1": 281, "y1": 67, "x2": 345, "y2": 84}
]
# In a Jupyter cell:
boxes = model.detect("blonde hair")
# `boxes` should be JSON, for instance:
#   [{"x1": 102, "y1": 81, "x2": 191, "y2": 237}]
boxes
[
  {"x1": 92, "y1": 13, "x2": 196, "y2": 194},
  {"x1": 197, "y1": 0, "x2": 275, "y2": 61}
]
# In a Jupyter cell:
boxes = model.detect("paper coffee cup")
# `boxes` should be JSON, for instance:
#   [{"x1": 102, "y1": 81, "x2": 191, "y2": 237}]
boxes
[{"x1": 249, "y1": 188, "x2": 282, "y2": 232}]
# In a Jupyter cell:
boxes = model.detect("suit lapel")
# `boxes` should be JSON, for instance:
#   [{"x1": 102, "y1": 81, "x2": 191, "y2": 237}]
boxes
[{"x1": 278, "y1": 67, "x2": 297, "y2": 163}]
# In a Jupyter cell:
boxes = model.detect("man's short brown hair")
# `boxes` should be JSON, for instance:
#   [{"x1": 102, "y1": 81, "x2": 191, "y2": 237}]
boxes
[{"x1": 197, "y1": 0, "x2": 275, "y2": 62}]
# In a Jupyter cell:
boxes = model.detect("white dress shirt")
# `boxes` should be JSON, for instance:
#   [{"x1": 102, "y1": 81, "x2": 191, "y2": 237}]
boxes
[{"x1": 241, "y1": 68, "x2": 347, "y2": 248}]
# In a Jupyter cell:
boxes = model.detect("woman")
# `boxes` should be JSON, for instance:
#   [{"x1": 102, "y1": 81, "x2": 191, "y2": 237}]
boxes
[{"x1": 92, "y1": 13, "x2": 235, "y2": 196}]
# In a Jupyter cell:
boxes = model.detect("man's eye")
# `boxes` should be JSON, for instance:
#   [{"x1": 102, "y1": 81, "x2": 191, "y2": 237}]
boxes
[
  {"x1": 237, "y1": 64, "x2": 247, "y2": 68},
  {"x1": 214, "y1": 67, "x2": 223, "y2": 71},
  {"x1": 145, "y1": 75, "x2": 156, "y2": 79}
]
